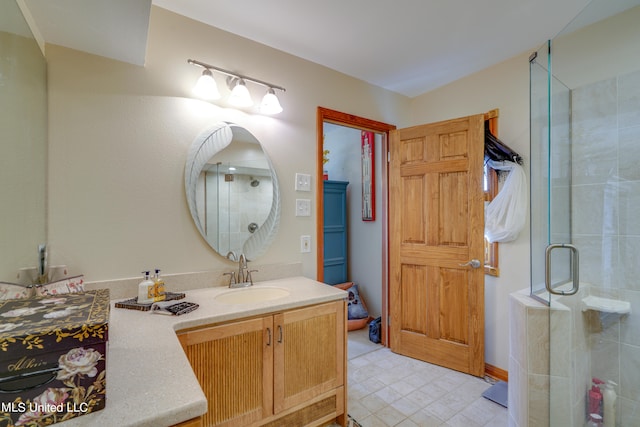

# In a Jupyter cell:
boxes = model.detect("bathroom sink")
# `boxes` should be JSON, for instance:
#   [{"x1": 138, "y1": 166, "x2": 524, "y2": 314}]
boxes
[{"x1": 214, "y1": 287, "x2": 290, "y2": 304}]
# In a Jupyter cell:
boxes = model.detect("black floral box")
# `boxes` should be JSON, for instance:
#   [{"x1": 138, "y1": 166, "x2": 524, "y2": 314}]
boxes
[{"x1": 0, "y1": 289, "x2": 109, "y2": 426}]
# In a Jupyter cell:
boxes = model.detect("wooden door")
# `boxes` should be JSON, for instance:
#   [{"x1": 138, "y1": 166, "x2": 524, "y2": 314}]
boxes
[
  {"x1": 389, "y1": 114, "x2": 485, "y2": 377},
  {"x1": 273, "y1": 301, "x2": 345, "y2": 413},
  {"x1": 178, "y1": 317, "x2": 274, "y2": 427}
]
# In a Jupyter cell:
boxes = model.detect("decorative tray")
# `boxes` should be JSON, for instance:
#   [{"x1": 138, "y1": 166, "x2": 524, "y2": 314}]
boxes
[{"x1": 115, "y1": 292, "x2": 186, "y2": 311}]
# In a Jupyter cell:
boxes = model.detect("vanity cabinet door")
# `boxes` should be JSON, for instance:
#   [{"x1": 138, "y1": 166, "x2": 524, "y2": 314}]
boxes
[
  {"x1": 273, "y1": 300, "x2": 345, "y2": 413},
  {"x1": 178, "y1": 317, "x2": 274, "y2": 427}
]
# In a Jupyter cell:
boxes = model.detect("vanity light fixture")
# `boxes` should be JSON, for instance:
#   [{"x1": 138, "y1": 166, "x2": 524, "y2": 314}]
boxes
[
  {"x1": 228, "y1": 78, "x2": 253, "y2": 107},
  {"x1": 193, "y1": 68, "x2": 220, "y2": 100},
  {"x1": 188, "y1": 59, "x2": 286, "y2": 114},
  {"x1": 260, "y1": 88, "x2": 283, "y2": 115}
]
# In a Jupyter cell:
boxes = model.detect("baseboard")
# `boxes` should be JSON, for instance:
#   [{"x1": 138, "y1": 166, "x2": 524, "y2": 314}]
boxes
[{"x1": 485, "y1": 363, "x2": 508, "y2": 382}]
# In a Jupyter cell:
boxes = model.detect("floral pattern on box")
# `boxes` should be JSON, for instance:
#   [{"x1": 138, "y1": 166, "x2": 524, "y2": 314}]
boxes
[
  {"x1": 0, "y1": 290, "x2": 109, "y2": 426},
  {"x1": 33, "y1": 276, "x2": 84, "y2": 297},
  {"x1": 0, "y1": 283, "x2": 33, "y2": 301},
  {"x1": 0, "y1": 289, "x2": 109, "y2": 353},
  {"x1": 2, "y1": 346, "x2": 106, "y2": 426}
]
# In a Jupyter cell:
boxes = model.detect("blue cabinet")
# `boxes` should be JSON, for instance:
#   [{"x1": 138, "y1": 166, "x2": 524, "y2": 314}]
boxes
[{"x1": 323, "y1": 180, "x2": 349, "y2": 284}]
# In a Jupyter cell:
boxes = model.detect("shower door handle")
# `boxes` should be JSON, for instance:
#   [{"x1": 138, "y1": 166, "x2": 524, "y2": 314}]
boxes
[{"x1": 545, "y1": 244, "x2": 579, "y2": 296}]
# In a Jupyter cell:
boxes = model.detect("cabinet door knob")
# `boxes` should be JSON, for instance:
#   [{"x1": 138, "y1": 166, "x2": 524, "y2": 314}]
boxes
[
  {"x1": 266, "y1": 327, "x2": 272, "y2": 346},
  {"x1": 277, "y1": 325, "x2": 283, "y2": 343}
]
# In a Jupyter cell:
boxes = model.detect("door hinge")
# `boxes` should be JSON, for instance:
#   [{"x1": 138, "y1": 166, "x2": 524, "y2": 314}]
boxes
[
  {"x1": 387, "y1": 151, "x2": 391, "y2": 163},
  {"x1": 387, "y1": 315, "x2": 391, "y2": 326}
]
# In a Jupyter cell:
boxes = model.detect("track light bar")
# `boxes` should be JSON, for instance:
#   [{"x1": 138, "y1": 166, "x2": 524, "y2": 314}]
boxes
[
  {"x1": 188, "y1": 59, "x2": 285, "y2": 114},
  {"x1": 187, "y1": 59, "x2": 286, "y2": 93}
]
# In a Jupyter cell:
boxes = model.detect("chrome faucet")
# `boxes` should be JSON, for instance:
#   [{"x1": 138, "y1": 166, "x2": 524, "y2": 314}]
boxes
[
  {"x1": 238, "y1": 254, "x2": 248, "y2": 283},
  {"x1": 225, "y1": 253, "x2": 257, "y2": 288}
]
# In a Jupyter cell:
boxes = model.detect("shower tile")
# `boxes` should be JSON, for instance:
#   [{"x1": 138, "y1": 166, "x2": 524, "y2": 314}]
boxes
[
  {"x1": 572, "y1": 78, "x2": 618, "y2": 138},
  {"x1": 618, "y1": 69, "x2": 640, "y2": 130},
  {"x1": 550, "y1": 184, "x2": 571, "y2": 232},
  {"x1": 619, "y1": 395, "x2": 640, "y2": 427},
  {"x1": 620, "y1": 343, "x2": 640, "y2": 401},
  {"x1": 572, "y1": 235, "x2": 619, "y2": 289},
  {"x1": 528, "y1": 374, "x2": 551, "y2": 427},
  {"x1": 618, "y1": 180, "x2": 640, "y2": 236},
  {"x1": 590, "y1": 337, "x2": 620, "y2": 387},
  {"x1": 619, "y1": 126, "x2": 640, "y2": 181},
  {"x1": 508, "y1": 356, "x2": 527, "y2": 427},
  {"x1": 527, "y1": 306, "x2": 550, "y2": 375},
  {"x1": 571, "y1": 391, "x2": 587, "y2": 427},
  {"x1": 549, "y1": 375, "x2": 572, "y2": 427},
  {"x1": 620, "y1": 237, "x2": 640, "y2": 291},
  {"x1": 509, "y1": 294, "x2": 529, "y2": 372},
  {"x1": 572, "y1": 131, "x2": 618, "y2": 185},
  {"x1": 621, "y1": 289, "x2": 640, "y2": 347},
  {"x1": 572, "y1": 183, "x2": 618, "y2": 236},
  {"x1": 549, "y1": 305, "x2": 571, "y2": 378}
]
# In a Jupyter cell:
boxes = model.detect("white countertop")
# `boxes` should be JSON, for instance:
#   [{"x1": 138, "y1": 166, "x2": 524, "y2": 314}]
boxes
[{"x1": 58, "y1": 276, "x2": 346, "y2": 427}]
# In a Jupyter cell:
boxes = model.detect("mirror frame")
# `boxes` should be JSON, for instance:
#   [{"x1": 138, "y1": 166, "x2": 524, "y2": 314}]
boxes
[{"x1": 185, "y1": 122, "x2": 280, "y2": 260}]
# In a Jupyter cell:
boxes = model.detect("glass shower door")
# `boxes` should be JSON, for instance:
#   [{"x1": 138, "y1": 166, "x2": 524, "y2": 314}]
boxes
[
  {"x1": 530, "y1": 0, "x2": 640, "y2": 425},
  {"x1": 529, "y1": 41, "x2": 573, "y2": 304},
  {"x1": 530, "y1": 37, "x2": 576, "y2": 426}
]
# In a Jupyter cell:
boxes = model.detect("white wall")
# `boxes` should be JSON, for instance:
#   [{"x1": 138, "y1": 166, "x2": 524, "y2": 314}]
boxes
[
  {"x1": 410, "y1": 51, "x2": 533, "y2": 371},
  {"x1": 46, "y1": 6, "x2": 409, "y2": 282}
]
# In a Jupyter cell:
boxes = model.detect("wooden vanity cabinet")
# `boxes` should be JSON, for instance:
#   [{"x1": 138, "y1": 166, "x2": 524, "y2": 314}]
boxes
[{"x1": 177, "y1": 300, "x2": 346, "y2": 427}]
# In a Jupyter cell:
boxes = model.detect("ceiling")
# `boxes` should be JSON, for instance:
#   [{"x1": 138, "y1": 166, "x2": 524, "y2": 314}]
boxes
[
  {"x1": 23, "y1": 0, "x2": 151, "y2": 66},
  {"x1": 23, "y1": 0, "x2": 601, "y2": 97}
]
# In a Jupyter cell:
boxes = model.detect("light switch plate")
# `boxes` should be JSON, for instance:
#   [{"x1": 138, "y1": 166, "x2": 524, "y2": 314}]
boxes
[
  {"x1": 300, "y1": 235, "x2": 311, "y2": 253},
  {"x1": 295, "y1": 173, "x2": 311, "y2": 191},
  {"x1": 296, "y1": 199, "x2": 311, "y2": 216}
]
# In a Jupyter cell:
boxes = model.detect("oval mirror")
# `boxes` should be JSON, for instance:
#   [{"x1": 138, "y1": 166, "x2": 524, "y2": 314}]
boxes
[{"x1": 185, "y1": 123, "x2": 280, "y2": 260}]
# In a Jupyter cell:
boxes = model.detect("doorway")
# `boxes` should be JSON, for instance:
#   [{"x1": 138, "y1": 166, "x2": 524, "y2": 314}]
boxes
[{"x1": 316, "y1": 107, "x2": 396, "y2": 345}]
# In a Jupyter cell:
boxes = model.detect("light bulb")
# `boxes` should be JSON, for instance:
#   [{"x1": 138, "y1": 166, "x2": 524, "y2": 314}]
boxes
[
  {"x1": 260, "y1": 88, "x2": 283, "y2": 114},
  {"x1": 229, "y1": 79, "x2": 253, "y2": 107},
  {"x1": 193, "y1": 69, "x2": 220, "y2": 100}
]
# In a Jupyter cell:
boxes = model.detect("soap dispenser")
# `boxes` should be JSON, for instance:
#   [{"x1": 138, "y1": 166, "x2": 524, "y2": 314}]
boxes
[
  {"x1": 588, "y1": 378, "x2": 604, "y2": 418},
  {"x1": 137, "y1": 271, "x2": 154, "y2": 304},
  {"x1": 152, "y1": 268, "x2": 166, "y2": 302},
  {"x1": 603, "y1": 380, "x2": 617, "y2": 427},
  {"x1": 585, "y1": 413, "x2": 602, "y2": 427}
]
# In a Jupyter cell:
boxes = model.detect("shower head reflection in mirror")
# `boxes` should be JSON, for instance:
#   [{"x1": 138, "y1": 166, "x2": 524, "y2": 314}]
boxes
[{"x1": 185, "y1": 122, "x2": 280, "y2": 260}]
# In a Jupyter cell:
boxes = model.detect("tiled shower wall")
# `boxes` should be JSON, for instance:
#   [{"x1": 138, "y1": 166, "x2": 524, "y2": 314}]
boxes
[
  {"x1": 206, "y1": 173, "x2": 273, "y2": 254},
  {"x1": 571, "y1": 68, "x2": 640, "y2": 426},
  {"x1": 509, "y1": 69, "x2": 640, "y2": 427}
]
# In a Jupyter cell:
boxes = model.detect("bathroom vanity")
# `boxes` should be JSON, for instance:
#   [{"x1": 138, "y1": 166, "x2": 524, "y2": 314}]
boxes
[
  {"x1": 178, "y1": 299, "x2": 345, "y2": 427},
  {"x1": 56, "y1": 276, "x2": 347, "y2": 427}
]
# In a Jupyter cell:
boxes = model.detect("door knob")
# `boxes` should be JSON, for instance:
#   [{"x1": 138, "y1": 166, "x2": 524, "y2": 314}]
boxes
[{"x1": 460, "y1": 259, "x2": 481, "y2": 269}]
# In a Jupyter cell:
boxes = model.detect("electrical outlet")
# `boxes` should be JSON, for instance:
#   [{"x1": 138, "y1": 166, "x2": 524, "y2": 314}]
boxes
[
  {"x1": 296, "y1": 199, "x2": 311, "y2": 216},
  {"x1": 295, "y1": 173, "x2": 311, "y2": 191},
  {"x1": 300, "y1": 235, "x2": 311, "y2": 253}
]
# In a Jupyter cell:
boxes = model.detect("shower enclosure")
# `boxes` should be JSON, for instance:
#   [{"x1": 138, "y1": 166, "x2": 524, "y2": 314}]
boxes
[
  {"x1": 530, "y1": 0, "x2": 640, "y2": 425},
  {"x1": 204, "y1": 162, "x2": 272, "y2": 256}
]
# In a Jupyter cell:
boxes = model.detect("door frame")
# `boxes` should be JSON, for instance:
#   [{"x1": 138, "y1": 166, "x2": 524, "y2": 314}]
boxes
[{"x1": 316, "y1": 107, "x2": 396, "y2": 345}]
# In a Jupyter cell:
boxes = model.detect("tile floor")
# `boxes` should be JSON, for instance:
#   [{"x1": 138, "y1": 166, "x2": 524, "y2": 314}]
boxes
[{"x1": 346, "y1": 329, "x2": 508, "y2": 426}]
